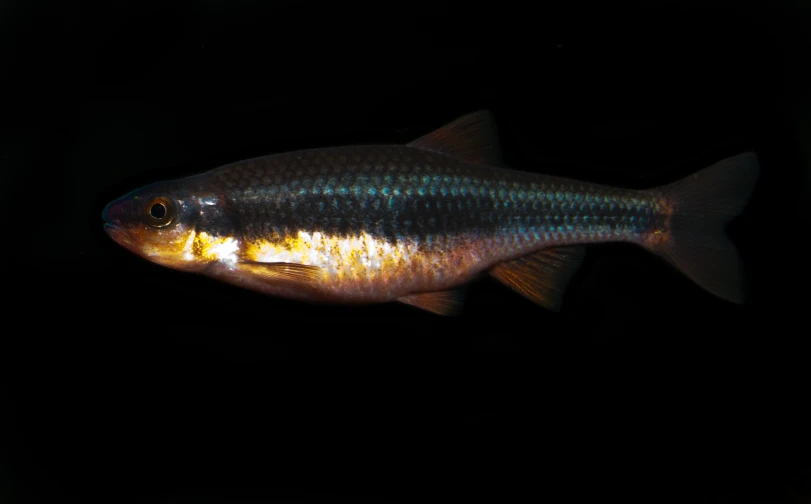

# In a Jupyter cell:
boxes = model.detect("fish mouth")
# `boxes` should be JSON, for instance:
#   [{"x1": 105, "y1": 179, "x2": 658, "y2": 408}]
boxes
[{"x1": 104, "y1": 223, "x2": 135, "y2": 249}]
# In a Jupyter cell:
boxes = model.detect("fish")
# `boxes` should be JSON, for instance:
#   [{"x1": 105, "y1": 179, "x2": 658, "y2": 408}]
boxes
[{"x1": 101, "y1": 111, "x2": 759, "y2": 315}]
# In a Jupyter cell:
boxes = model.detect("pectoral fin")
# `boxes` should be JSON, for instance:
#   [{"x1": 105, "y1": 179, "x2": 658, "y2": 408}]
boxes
[{"x1": 239, "y1": 260, "x2": 325, "y2": 285}]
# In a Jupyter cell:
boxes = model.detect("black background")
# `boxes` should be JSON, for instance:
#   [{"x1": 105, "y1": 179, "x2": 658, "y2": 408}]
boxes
[{"x1": 3, "y1": 2, "x2": 810, "y2": 503}]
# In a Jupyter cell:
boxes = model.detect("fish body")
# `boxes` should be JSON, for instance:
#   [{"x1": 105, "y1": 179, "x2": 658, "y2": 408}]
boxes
[{"x1": 102, "y1": 111, "x2": 759, "y2": 314}]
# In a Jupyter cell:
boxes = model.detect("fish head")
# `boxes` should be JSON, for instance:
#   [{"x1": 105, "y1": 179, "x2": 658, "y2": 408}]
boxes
[{"x1": 102, "y1": 178, "x2": 232, "y2": 272}]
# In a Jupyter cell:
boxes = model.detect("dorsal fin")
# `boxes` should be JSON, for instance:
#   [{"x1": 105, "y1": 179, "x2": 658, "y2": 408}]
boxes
[{"x1": 407, "y1": 110, "x2": 502, "y2": 165}]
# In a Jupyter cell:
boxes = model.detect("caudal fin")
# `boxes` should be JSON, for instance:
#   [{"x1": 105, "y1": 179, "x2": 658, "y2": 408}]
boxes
[{"x1": 649, "y1": 152, "x2": 759, "y2": 304}]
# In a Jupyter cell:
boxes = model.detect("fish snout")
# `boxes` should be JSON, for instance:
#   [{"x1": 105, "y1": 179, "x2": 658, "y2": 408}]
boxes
[
  {"x1": 102, "y1": 198, "x2": 137, "y2": 247},
  {"x1": 102, "y1": 197, "x2": 134, "y2": 226}
]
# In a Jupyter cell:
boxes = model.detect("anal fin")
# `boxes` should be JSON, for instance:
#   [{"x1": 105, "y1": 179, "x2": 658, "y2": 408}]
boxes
[
  {"x1": 489, "y1": 246, "x2": 586, "y2": 311},
  {"x1": 397, "y1": 289, "x2": 465, "y2": 316}
]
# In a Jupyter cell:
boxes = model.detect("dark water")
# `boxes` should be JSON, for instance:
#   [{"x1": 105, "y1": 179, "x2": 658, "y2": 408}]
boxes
[{"x1": 2, "y1": 3, "x2": 810, "y2": 503}]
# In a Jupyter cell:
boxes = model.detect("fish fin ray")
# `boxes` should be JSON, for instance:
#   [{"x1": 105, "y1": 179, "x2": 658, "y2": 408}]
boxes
[
  {"x1": 397, "y1": 289, "x2": 465, "y2": 316},
  {"x1": 407, "y1": 110, "x2": 502, "y2": 165},
  {"x1": 489, "y1": 246, "x2": 586, "y2": 311},
  {"x1": 649, "y1": 152, "x2": 760, "y2": 304},
  {"x1": 239, "y1": 260, "x2": 324, "y2": 285}
]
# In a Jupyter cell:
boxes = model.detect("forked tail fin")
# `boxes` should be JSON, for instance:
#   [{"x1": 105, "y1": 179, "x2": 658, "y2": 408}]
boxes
[{"x1": 648, "y1": 152, "x2": 760, "y2": 304}]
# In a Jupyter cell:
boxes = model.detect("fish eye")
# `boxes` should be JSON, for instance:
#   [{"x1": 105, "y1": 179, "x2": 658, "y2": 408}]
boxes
[
  {"x1": 143, "y1": 196, "x2": 176, "y2": 228},
  {"x1": 150, "y1": 203, "x2": 166, "y2": 219}
]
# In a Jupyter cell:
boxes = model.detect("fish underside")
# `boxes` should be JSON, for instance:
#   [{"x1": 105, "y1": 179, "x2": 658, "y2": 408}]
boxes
[{"x1": 102, "y1": 111, "x2": 759, "y2": 315}]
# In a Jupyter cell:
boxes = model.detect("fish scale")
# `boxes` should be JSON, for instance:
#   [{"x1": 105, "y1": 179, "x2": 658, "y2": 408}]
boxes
[
  {"x1": 191, "y1": 143, "x2": 668, "y2": 302},
  {"x1": 102, "y1": 111, "x2": 759, "y2": 314},
  {"x1": 215, "y1": 144, "x2": 660, "y2": 251}
]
